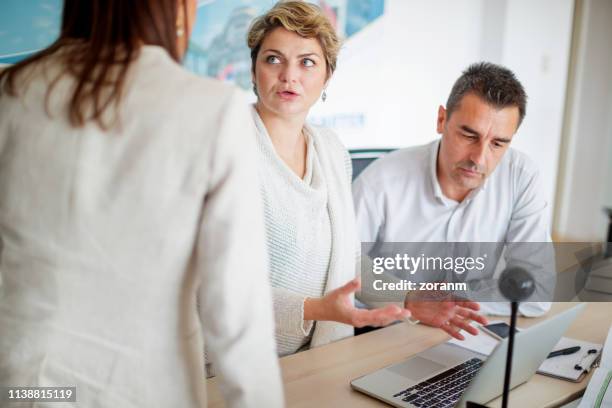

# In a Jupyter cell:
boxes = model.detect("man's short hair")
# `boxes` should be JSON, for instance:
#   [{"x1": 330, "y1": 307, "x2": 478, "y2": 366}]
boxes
[{"x1": 445, "y1": 62, "x2": 527, "y2": 127}]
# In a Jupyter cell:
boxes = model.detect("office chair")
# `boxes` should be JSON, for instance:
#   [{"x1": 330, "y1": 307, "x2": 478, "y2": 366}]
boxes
[{"x1": 349, "y1": 148, "x2": 395, "y2": 181}]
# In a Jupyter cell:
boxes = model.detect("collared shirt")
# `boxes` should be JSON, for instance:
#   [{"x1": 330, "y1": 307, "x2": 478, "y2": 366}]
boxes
[{"x1": 353, "y1": 139, "x2": 552, "y2": 316}]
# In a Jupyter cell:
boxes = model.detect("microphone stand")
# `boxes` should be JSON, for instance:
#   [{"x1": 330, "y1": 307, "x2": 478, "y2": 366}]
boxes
[
  {"x1": 467, "y1": 266, "x2": 534, "y2": 408},
  {"x1": 502, "y1": 301, "x2": 519, "y2": 408},
  {"x1": 467, "y1": 301, "x2": 520, "y2": 408}
]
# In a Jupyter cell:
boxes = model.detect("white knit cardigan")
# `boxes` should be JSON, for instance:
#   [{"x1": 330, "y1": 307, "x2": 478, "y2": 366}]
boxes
[{"x1": 252, "y1": 108, "x2": 359, "y2": 349}]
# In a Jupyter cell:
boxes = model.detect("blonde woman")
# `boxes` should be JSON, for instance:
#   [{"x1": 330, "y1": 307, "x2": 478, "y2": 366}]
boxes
[
  {"x1": 247, "y1": 1, "x2": 486, "y2": 357},
  {"x1": 0, "y1": 1, "x2": 282, "y2": 406}
]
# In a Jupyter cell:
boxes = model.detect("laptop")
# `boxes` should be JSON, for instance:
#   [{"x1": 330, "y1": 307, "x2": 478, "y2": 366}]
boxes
[{"x1": 351, "y1": 303, "x2": 585, "y2": 408}]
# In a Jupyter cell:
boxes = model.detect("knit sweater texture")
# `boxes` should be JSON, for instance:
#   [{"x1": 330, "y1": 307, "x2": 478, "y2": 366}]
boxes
[{"x1": 252, "y1": 107, "x2": 359, "y2": 355}]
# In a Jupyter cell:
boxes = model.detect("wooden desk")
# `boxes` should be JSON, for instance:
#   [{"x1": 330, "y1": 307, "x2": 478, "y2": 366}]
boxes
[{"x1": 206, "y1": 303, "x2": 612, "y2": 407}]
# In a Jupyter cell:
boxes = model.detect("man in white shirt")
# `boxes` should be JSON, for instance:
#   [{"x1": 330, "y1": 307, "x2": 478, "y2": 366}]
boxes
[{"x1": 353, "y1": 62, "x2": 553, "y2": 318}]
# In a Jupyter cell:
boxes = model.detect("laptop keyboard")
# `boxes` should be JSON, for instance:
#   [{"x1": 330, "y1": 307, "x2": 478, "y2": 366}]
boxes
[{"x1": 392, "y1": 357, "x2": 484, "y2": 407}]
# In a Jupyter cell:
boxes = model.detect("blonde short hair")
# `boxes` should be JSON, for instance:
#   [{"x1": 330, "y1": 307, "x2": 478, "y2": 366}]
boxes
[{"x1": 247, "y1": 1, "x2": 341, "y2": 78}]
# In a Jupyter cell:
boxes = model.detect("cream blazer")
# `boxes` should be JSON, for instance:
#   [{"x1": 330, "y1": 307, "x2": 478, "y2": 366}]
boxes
[{"x1": 0, "y1": 46, "x2": 283, "y2": 407}]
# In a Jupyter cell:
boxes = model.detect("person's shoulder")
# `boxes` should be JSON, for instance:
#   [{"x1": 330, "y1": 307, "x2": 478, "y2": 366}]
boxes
[
  {"x1": 308, "y1": 124, "x2": 352, "y2": 177},
  {"x1": 384, "y1": 142, "x2": 432, "y2": 166},
  {"x1": 308, "y1": 124, "x2": 346, "y2": 153},
  {"x1": 177, "y1": 69, "x2": 237, "y2": 100},
  {"x1": 166, "y1": 66, "x2": 238, "y2": 104},
  {"x1": 492, "y1": 147, "x2": 543, "y2": 202},
  {"x1": 501, "y1": 147, "x2": 540, "y2": 178},
  {"x1": 134, "y1": 45, "x2": 238, "y2": 103}
]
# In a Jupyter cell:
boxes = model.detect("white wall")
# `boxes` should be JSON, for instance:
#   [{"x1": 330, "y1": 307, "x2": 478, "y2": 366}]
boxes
[
  {"x1": 554, "y1": 0, "x2": 612, "y2": 241},
  {"x1": 500, "y1": 0, "x2": 574, "y2": 216},
  {"x1": 309, "y1": 0, "x2": 574, "y2": 223},
  {"x1": 607, "y1": 119, "x2": 612, "y2": 209},
  {"x1": 310, "y1": 0, "x2": 484, "y2": 148}
]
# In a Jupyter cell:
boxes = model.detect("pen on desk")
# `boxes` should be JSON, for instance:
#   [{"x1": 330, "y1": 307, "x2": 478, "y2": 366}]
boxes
[{"x1": 547, "y1": 346, "x2": 581, "y2": 359}]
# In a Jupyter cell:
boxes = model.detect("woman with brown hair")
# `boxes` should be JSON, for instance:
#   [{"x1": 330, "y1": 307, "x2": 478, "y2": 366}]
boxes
[
  {"x1": 0, "y1": 1, "x2": 282, "y2": 406},
  {"x1": 247, "y1": 1, "x2": 486, "y2": 357}
]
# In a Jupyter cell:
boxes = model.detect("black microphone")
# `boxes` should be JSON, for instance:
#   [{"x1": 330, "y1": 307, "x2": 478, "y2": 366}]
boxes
[{"x1": 499, "y1": 266, "x2": 536, "y2": 302}]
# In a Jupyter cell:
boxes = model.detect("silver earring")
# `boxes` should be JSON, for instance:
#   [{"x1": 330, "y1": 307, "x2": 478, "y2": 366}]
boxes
[
  {"x1": 322, "y1": 90, "x2": 327, "y2": 102},
  {"x1": 176, "y1": 26, "x2": 184, "y2": 37}
]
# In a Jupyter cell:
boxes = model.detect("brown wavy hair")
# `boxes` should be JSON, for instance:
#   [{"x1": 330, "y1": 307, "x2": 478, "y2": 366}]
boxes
[
  {"x1": 0, "y1": 0, "x2": 189, "y2": 129},
  {"x1": 247, "y1": 1, "x2": 341, "y2": 79}
]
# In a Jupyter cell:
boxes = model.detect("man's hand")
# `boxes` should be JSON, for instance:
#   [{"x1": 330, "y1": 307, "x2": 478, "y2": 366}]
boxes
[
  {"x1": 305, "y1": 278, "x2": 410, "y2": 328},
  {"x1": 404, "y1": 291, "x2": 488, "y2": 340}
]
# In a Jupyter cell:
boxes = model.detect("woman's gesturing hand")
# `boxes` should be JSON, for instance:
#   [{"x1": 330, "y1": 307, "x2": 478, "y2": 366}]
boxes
[{"x1": 304, "y1": 278, "x2": 411, "y2": 328}]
